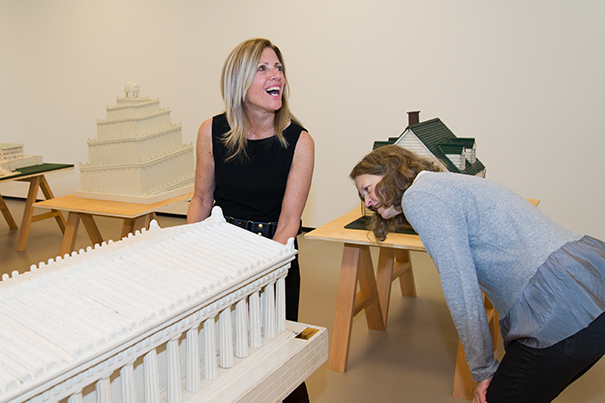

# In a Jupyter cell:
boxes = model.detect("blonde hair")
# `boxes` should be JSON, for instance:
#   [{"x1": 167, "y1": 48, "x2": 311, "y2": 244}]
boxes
[
  {"x1": 220, "y1": 38, "x2": 294, "y2": 161},
  {"x1": 350, "y1": 145, "x2": 443, "y2": 241}
]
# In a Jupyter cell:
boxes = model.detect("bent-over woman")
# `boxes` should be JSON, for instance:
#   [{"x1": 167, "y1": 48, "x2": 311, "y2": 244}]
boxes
[{"x1": 350, "y1": 144, "x2": 605, "y2": 403}]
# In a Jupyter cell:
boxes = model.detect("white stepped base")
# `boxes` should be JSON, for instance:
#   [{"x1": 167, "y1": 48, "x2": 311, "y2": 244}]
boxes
[
  {"x1": 75, "y1": 183, "x2": 194, "y2": 204},
  {"x1": 182, "y1": 322, "x2": 328, "y2": 403}
]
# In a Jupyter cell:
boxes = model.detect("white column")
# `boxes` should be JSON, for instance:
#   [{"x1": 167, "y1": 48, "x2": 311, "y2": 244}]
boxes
[
  {"x1": 276, "y1": 277, "x2": 286, "y2": 332},
  {"x1": 235, "y1": 298, "x2": 249, "y2": 358},
  {"x1": 219, "y1": 307, "x2": 233, "y2": 368},
  {"x1": 186, "y1": 325, "x2": 200, "y2": 392},
  {"x1": 249, "y1": 291, "x2": 262, "y2": 348},
  {"x1": 167, "y1": 336, "x2": 182, "y2": 403},
  {"x1": 96, "y1": 376, "x2": 111, "y2": 403},
  {"x1": 67, "y1": 391, "x2": 83, "y2": 403},
  {"x1": 263, "y1": 283, "x2": 276, "y2": 339},
  {"x1": 120, "y1": 363, "x2": 136, "y2": 403},
  {"x1": 203, "y1": 317, "x2": 217, "y2": 380},
  {"x1": 144, "y1": 349, "x2": 161, "y2": 403}
]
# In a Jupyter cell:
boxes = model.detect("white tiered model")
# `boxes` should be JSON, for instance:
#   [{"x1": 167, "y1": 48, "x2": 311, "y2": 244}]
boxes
[
  {"x1": 0, "y1": 143, "x2": 43, "y2": 179},
  {"x1": 76, "y1": 80, "x2": 194, "y2": 204},
  {"x1": 0, "y1": 207, "x2": 328, "y2": 403}
]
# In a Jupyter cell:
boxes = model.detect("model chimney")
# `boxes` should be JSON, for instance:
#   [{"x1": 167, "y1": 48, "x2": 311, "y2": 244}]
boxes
[{"x1": 407, "y1": 111, "x2": 420, "y2": 126}]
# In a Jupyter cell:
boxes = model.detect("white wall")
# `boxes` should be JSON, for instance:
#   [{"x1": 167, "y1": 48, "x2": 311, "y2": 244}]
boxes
[{"x1": 1, "y1": 0, "x2": 604, "y2": 239}]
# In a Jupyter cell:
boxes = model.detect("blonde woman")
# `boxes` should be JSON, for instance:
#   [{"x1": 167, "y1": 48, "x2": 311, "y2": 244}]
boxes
[
  {"x1": 188, "y1": 38, "x2": 314, "y2": 402},
  {"x1": 350, "y1": 145, "x2": 605, "y2": 403}
]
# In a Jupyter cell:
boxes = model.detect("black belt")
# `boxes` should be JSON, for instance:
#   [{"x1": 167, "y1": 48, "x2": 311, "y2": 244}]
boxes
[{"x1": 225, "y1": 216, "x2": 278, "y2": 239}]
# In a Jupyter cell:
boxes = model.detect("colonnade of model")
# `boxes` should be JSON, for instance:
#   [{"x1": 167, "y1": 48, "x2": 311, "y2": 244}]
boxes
[
  {"x1": 96, "y1": 108, "x2": 172, "y2": 140},
  {"x1": 80, "y1": 146, "x2": 193, "y2": 196},
  {"x1": 87, "y1": 126, "x2": 184, "y2": 166},
  {"x1": 0, "y1": 208, "x2": 300, "y2": 403}
]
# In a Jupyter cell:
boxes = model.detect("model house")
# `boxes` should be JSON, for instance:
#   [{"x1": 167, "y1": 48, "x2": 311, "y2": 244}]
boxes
[{"x1": 373, "y1": 111, "x2": 486, "y2": 177}]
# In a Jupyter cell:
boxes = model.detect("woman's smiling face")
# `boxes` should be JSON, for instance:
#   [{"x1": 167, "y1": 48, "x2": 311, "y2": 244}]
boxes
[
  {"x1": 354, "y1": 174, "x2": 402, "y2": 219},
  {"x1": 244, "y1": 47, "x2": 284, "y2": 114}
]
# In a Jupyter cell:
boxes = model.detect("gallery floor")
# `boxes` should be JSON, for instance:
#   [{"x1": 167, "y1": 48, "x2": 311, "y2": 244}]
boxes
[{"x1": 2, "y1": 197, "x2": 604, "y2": 403}]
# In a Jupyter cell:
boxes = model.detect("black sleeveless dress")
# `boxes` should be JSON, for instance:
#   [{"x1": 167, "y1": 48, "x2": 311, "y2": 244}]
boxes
[
  {"x1": 211, "y1": 113, "x2": 302, "y2": 223},
  {"x1": 211, "y1": 113, "x2": 304, "y2": 322}
]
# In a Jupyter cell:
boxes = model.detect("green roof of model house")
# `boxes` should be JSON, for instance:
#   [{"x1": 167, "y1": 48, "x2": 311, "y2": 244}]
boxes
[{"x1": 373, "y1": 113, "x2": 486, "y2": 177}]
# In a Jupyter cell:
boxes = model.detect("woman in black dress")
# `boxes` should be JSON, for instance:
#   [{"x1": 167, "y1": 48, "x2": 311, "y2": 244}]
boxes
[{"x1": 187, "y1": 38, "x2": 314, "y2": 402}]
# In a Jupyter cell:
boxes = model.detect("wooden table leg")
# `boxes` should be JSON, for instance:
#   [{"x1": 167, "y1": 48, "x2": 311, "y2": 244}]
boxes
[
  {"x1": 121, "y1": 213, "x2": 154, "y2": 239},
  {"x1": 16, "y1": 175, "x2": 67, "y2": 251},
  {"x1": 59, "y1": 213, "x2": 103, "y2": 257},
  {"x1": 38, "y1": 175, "x2": 66, "y2": 232},
  {"x1": 328, "y1": 244, "x2": 364, "y2": 372},
  {"x1": 0, "y1": 194, "x2": 18, "y2": 229},
  {"x1": 121, "y1": 218, "x2": 135, "y2": 239},
  {"x1": 357, "y1": 245, "x2": 385, "y2": 331},
  {"x1": 81, "y1": 214, "x2": 103, "y2": 247},
  {"x1": 395, "y1": 250, "x2": 416, "y2": 297},
  {"x1": 485, "y1": 296, "x2": 500, "y2": 348},
  {"x1": 376, "y1": 248, "x2": 396, "y2": 324},
  {"x1": 16, "y1": 176, "x2": 41, "y2": 251},
  {"x1": 453, "y1": 340, "x2": 475, "y2": 400},
  {"x1": 376, "y1": 248, "x2": 416, "y2": 326},
  {"x1": 60, "y1": 212, "x2": 81, "y2": 257},
  {"x1": 328, "y1": 243, "x2": 384, "y2": 373}
]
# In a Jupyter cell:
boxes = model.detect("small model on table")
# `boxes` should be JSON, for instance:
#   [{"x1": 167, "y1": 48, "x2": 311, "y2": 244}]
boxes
[
  {"x1": 0, "y1": 143, "x2": 43, "y2": 179},
  {"x1": 374, "y1": 111, "x2": 485, "y2": 174},
  {"x1": 76, "y1": 80, "x2": 194, "y2": 204}
]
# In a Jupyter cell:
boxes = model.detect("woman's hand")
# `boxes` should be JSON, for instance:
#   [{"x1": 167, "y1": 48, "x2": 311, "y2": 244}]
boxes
[{"x1": 472, "y1": 377, "x2": 492, "y2": 403}]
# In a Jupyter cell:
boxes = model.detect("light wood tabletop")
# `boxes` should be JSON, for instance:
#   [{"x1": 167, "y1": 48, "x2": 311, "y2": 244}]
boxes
[
  {"x1": 34, "y1": 192, "x2": 193, "y2": 256},
  {"x1": 35, "y1": 192, "x2": 193, "y2": 218},
  {"x1": 305, "y1": 207, "x2": 425, "y2": 251}
]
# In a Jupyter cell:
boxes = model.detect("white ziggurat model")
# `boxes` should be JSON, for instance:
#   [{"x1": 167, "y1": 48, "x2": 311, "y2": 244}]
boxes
[
  {"x1": 76, "y1": 80, "x2": 194, "y2": 204},
  {"x1": 0, "y1": 143, "x2": 43, "y2": 179},
  {"x1": 0, "y1": 207, "x2": 328, "y2": 403}
]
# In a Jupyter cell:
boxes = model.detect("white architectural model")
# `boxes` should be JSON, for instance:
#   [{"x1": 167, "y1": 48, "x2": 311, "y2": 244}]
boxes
[
  {"x1": 0, "y1": 207, "x2": 328, "y2": 403},
  {"x1": 77, "y1": 80, "x2": 194, "y2": 204},
  {"x1": 0, "y1": 143, "x2": 43, "y2": 179}
]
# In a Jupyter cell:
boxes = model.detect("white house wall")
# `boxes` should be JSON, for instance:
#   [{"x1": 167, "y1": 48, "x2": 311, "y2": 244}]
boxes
[
  {"x1": 394, "y1": 130, "x2": 433, "y2": 158},
  {"x1": 394, "y1": 130, "x2": 447, "y2": 170}
]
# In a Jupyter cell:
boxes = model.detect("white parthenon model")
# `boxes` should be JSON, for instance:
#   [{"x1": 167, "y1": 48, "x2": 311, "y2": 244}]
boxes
[
  {"x1": 0, "y1": 207, "x2": 328, "y2": 403},
  {"x1": 0, "y1": 143, "x2": 43, "y2": 179},
  {"x1": 77, "y1": 80, "x2": 194, "y2": 204}
]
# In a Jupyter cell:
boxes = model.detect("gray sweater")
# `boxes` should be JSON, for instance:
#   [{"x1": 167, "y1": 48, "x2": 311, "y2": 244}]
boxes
[{"x1": 402, "y1": 172, "x2": 583, "y2": 381}]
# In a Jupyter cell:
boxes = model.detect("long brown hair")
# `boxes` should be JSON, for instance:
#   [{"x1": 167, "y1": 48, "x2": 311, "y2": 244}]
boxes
[{"x1": 350, "y1": 145, "x2": 443, "y2": 241}]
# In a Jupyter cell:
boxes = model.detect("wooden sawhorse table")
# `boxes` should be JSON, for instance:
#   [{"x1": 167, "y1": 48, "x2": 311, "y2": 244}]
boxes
[
  {"x1": 305, "y1": 202, "x2": 538, "y2": 400},
  {"x1": 0, "y1": 163, "x2": 74, "y2": 251},
  {"x1": 34, "y1": 192, "x2": 193, "y2": 257}
]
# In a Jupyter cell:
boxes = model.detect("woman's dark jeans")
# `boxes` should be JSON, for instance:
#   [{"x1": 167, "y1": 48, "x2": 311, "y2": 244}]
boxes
[{"x1": 487, "y1": 311, "x2": 605, "y2": 403}]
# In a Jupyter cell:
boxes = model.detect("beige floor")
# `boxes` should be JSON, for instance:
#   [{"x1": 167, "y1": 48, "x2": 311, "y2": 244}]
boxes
[{"x1": 1, "y1": 197, "x2": 604, "y2": 402}]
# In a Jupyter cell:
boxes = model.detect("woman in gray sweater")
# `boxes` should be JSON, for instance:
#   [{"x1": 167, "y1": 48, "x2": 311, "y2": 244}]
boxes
[{"x1": 350, "y1": 145, "x2": 605, "y2": 403}]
